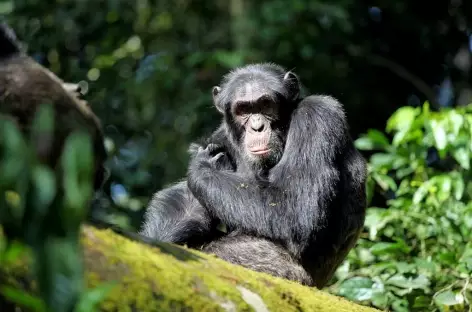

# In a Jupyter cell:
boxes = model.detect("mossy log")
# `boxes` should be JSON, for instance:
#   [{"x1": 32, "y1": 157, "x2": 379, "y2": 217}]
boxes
[{"x1": 0, "y1": 225, "x2": 379, "y2": 312}]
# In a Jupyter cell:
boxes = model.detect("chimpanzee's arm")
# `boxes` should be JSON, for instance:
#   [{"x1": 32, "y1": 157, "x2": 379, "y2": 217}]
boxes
[{"x1": 188, "y1": 95, "x2": 357, "y2": 256}]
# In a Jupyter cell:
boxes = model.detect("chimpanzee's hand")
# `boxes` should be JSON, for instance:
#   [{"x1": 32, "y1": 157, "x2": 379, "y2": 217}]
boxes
[{"x1": 192, "y1": 143, "x2": 232, "y2": 171}]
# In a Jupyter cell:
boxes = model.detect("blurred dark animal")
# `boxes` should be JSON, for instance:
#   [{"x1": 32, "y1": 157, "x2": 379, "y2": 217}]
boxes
[
  {"x1": 141, "y1": 63, "x2": 367, "y2": 288},
  {"x1": 0, "y1": 21, "x2": 107, "y2": 190}
]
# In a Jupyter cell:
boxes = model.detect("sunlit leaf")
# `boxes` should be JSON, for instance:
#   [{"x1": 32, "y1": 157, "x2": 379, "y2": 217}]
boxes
[
  {"x1": 392, "y1": 129, "x2": 409, "y2": 146},
  {"x1": 452, "y1": 147, "x2": 470, "y2": 170},
  {"x1": 386, "y1": 274, "x2": 430, "y2": 290},
  {"x1": 354, "y1": 137, "x2": 375, "y2": 150},
  {"x1": 369, "y1": 153, "x2": 395, "y2": 169},
  {"x1": 451, "y1": 175, "x2": 465, "y2": 200},
  {"x1": 434, "y1": 175, "x2": 452, "y2": 202},
  {"x1": 434, "y1": 290, "x2": 464, "y2": 308},
  {"x1": 370, "y1": 241, "x2": 410, "y2": 256},
  {"x1": 364, "y1": 208, "x2": 396, "y2": 240},
  {"x1": 447, "y1": 111, "x2": 464, "y2": 137},
  {"x1": 338, "y1": 277, "x2": 374, "y2": 301},
  {"x1": 372, "y1": 173, "x2": 397, "y2": 191},
  {"x1": 386, "y1": 106, "x2": 418, "y2": 133},
  {"x1": 414, "y1": 258, "x2": 439, "y2": 275},
  {"x1": 371, "y1": 292, "x2": 389, "y2": 309},
  {"x1": 430, "y1": 119, "x2": 447, "y2": 151},
  {"x1": 413, "y1": 180, "x2": 432, "y2": 204}
]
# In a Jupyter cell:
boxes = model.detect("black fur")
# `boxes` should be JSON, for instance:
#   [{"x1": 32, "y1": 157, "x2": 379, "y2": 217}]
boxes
[{"x1": 141, "y1": 63, "x2": 367, "y2": 288}]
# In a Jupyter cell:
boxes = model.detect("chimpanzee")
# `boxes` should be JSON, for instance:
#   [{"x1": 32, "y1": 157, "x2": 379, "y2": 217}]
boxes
[{"x1": 140, "y1": 63, "x2": 367, "y2": 288}]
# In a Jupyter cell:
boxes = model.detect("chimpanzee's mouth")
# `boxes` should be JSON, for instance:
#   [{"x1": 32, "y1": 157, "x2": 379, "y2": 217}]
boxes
[{"x1": 250, "y1": 148, "x2": 271, "y2": 156}]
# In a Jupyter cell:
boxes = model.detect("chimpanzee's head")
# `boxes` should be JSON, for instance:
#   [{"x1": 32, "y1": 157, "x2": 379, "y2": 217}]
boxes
[{"x1": 212, "y1": 63, "x2": 300, "y2": 169}]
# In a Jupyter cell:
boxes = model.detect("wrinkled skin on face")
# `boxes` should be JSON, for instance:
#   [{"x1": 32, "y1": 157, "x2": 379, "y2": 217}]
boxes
[{"x1": 212, "y1": 64, "x2": 300, "y2": 171}]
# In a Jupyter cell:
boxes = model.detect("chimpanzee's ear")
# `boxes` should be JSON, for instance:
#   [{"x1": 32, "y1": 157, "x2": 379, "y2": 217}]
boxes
[
  {"x1": 283, "y1": 71, "x2": 300, "y2": 101},
  {"x1": 212, "y1": 86, "x2": 224, "y2": 114}
]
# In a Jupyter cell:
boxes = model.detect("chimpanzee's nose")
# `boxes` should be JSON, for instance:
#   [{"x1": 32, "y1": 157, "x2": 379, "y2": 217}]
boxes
[{"x1": 250, "y1": 115, "x2": 265, "y2": 132}]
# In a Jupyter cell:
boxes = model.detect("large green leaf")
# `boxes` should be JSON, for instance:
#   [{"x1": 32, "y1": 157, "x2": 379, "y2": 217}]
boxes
[
  {"x1": 429, "y1": 119, "x2": 448, "y2": 151},
  {"x1": 434, "y1": 290, "x2": 464, "y2": 308},
  {"x1": 338, "y1": 277, "x2": 374, "y2": 301},
  {"x1": 386, "y1": 106, "x2": 418, "y2": 133},
  {"x1": 386, "y1": 274, "x2": 430, "y2": 290}
]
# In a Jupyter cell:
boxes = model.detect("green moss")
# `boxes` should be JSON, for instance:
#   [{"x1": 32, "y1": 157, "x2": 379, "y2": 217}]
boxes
[
  {"x1": 1, "y1": 225, "x2": 379, "y2": 312},
  {"x1": 81, "y1": 227, "x2": 378, "y2": 312}
]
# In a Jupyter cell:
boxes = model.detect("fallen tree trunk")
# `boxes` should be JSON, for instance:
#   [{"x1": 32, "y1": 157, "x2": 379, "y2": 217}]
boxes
[{"x1": 0, "y1": 225, "x2": 379, "y2": 312}]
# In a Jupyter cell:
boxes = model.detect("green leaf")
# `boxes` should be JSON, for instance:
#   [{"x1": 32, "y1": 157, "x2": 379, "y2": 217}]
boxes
[
  {"x1": 355, "y1": 130, "x2": 391, "y2": 150},
  {"x1": 75, "y1": 282, "x2": 116, "y2": 312},
  {"x1": 369, "y1": 153, "x2": 395, "y2": 169},
  {"x1": 452, "y1": 175, "x2": 465, "y2": 200},
  {"x1": 364, "y1": 208, "x2": 396, "y2": 240},
  {"x1": 355, "y1": 137, "x2": 374, "y2": 150},
  {"x1": 412, "y1": 180, "x2": 432, "y2": 204},
  {"x1": 371, "y1": 292, "x2": 389, "y2": 309},
  {"x1": 438, "y1": 252, "x2": 457, "y2": 265},
  {"x1": 414, "y1": 258, "x2": 439, "y2": 274},
  {"x1": 338, "y1": 277, "x2": 374, "y2": 301},
  {"x1": 412, "y1": 296, "x2": 431, "y2": 309},
  {"x1": 370, "y1": 241, "x2": 410, "y2": 256},
  {"x1": 396, "y1": 167, "x2": 415, "y2": 179},
  {"x1": 386, "y1": 106, "x2": 418, "y2": 133},
  {"x1": 30, "y1": 166, "x2": 57, "y2": 216},
  {"x1": 434, "y1": 290, "x2": 464, "y2": 307},
  {"x1": 392, "y1": 129, "x2": 409, "y2": 146},
  {"x1": 0, "y1": 1, "x2": 14, "y2": 14},
  {"x1": 433, "y1": 175, "x2": 452, "y2": 202},
  {"x1": 430, "y1": 119, "x2": 447, "y2": 151},
  {"x1": 391, "y1": 298, "x2": 409, "y2": 312},
  {"x1": 386, "y1": 274, "x2": 430, "y2": 290},
  {"x1": 452, "y1": 147, "x2": 470, "y2": 170},
  {"x1": 1, "y1": 241, "x2": 27, "y2": 264},
  {"x1": 357, "y1": 248, "x2": 375, "y2": 264},
  {"x1": 0, "y1": 118, "x2": 30, "y2": 185},
  {"x1": 394, "y1": 262, "x2": 416, "y2": 274},
  {"x1": 366, "y1": 176, "x2": 375, "y2": 206},
  {"x1": 366, "y1": 129, "x2": 390, "y2": 146},
  {"x1": 372, "y1": 173, "x2": 397, "y2": 191},
  {"x1": 447, "y1": 111, "x2": 464, "y2": 137},
  {"x1": 0, "y1": 286, "x2": 45, "y2": 312},
  {"x1": 61, "y1": 131, "x2": 95, "y2": 226}
]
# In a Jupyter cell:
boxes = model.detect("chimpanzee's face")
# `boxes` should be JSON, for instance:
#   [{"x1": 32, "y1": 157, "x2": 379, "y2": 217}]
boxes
[{"x1": 212, "y1": 64, "x2": 300, "y2": 169}]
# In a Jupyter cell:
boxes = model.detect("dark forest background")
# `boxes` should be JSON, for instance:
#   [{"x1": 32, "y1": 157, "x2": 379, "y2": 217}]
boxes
[{"x1": 2, "y1": 0, "x2": 472, "y2": 311}]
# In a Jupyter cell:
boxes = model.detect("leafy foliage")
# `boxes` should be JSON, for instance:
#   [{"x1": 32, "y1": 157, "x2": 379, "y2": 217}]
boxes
[
  {"x1": 5, "y1": 0, "x2": 470, "y2": 231},
  {"x1": 329, "y1": 103, "x2": 472, "y2": 312},
  {"x1": 0, "y1": 106, "x2": 112, "y2": 312}
]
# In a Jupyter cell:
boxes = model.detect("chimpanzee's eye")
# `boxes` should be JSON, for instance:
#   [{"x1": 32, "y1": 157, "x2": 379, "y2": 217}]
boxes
[{"x1": 233, "y1": 102, "x2": 251, "y2": 116}]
